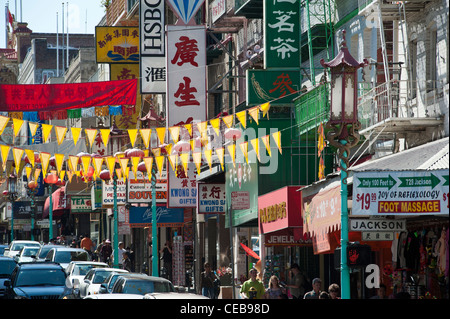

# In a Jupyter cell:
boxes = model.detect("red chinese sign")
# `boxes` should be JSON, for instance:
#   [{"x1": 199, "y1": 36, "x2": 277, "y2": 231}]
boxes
[
  {"x1": 0, "y1": 79, "x2": 137, "y2": 112},
  {"x1": 166, "y1": 25, "x2": 206, "y2": 127}
]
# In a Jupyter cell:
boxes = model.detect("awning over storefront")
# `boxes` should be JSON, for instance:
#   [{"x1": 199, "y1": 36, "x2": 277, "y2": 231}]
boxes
[{"x1": 43, "y1": 186, "x2": 68, "y2": 219}]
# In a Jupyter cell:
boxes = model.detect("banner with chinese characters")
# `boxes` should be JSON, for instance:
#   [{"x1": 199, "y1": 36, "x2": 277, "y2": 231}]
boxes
[
  {"x1": 246, "y1": 69, "x2": 300, "y2": 106},
  {"x1": 96, "y1": 26, "x2": 139, "y2": 63},
  {"x1": 352, "y1": 169, "x2": 449, "y2": 216},
  {"x1": 140, "y1": 0, "x2": 166, "y2": 93},
  {"x1": 0, "y1": 79, "x2": 137, "y2": 112},
  {"x1": 197, "y1": 183, "x2": 226, "y2": 214},
  {"x1": 166, "y1": 25, "x2": 207, "y2": 126},
  {"x1": 264, "y1": 0, "x2": 300, "y2": 68}
]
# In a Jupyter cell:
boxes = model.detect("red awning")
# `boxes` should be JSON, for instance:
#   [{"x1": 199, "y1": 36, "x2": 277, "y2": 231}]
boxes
[{"x1": 43, "y1": 186, "x2": 68, "y2": 219}]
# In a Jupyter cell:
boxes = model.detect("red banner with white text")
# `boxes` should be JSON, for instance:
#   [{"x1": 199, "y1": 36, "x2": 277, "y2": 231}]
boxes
[{"x1": 0, "y1": 79, "x2": 137, "y2": 112}]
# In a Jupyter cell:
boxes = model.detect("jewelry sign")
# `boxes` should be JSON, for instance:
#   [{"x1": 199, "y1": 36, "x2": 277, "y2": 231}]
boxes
[{"x1": 352, "y1": 169, "x2": 449, "y2": 215}]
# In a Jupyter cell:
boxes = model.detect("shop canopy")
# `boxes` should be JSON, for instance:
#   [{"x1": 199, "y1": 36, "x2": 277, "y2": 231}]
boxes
[
  {"x1": 43, "y1": 186, "x2": 68, "y2": 219},
  {"x1": 0, "y1": 79, "x2": 137, "y2": 112}
]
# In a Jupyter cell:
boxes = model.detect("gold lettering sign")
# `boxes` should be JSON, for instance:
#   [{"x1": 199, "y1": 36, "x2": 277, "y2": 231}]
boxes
[{"x1": 259, "y1": 202, "x2": 287, "y2": 224}]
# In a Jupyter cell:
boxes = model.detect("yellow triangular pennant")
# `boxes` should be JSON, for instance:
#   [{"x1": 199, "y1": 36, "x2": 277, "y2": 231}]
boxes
[
  {"x1": 106, "y1": 156, "x2": 116, "y2": 179},
  {"x1": 25, "y1": 166, "x2": 32, "y2": 181},
  {"x1": 59, "y1": 170, "x2": 66, "y2": 182},
  {"x1": 236, "y1": 110, "x2": 247, "y2": 129},
  {"x1": 209, "y1": 118, "x2": 221, "y2": 136},
  {"x1": 184, "y1": 124, "x2": 192, "y2": 138},
  {"x1": 227, "y1": 144, "x2": 236, "y2": 168},
  {"x1": 155, "y1": 127, "x2": 166, "y2": 144},
  {"x1": 71, "y1": 127, "x2": 82, "y2": 146},
  {"x1": 12, "y1": 118, "x2": 24, "y2": 138},
  {"x1": 92, "y1": 157, "x2": 104, "y2": 177},
  {"x1": 196, "y1": 121, "x2": 208, "y2": 139},
  {"x1": 152, "y1": 147, "x2": 161, "y2": 157},
  {"x1": 41, "y1": 124, "x2": 53, "y2": 143},
  {"x1": 34, "y1": 168, "x2": 41, "y2": 182},
  {"x1": 192, "y1": 151, "x2": 202, "y2": 175},
  {"x1": 69, "y1": 155, "x2": 79, "y2": 173},
  {"x1": 12, "y1": 148, "x2": 24, "y2": 175},
  {"x1": 123, "y1": 166, "x2": 130, "y2": 182},
  {"x1": 239, "y1": 141, "x2": 249, "y2": 164},
  {"x1": 250, "y1": 138, "x2": 260, "y2": 162},
  {"x1": 260, "y1": 102, "x2": 270, "y2": 118},
  {"x1": 28, "y1": 122, "x2": 39, "y2": 138},
  {"x1": 169, "y1": 126, "x2": 180, "y2": 143},
  {"x1": 261, "y1": 135, "x2": 272, "y2": 157},
  {"x1": 67, "y1": 171, "x2": 74, "y2": 183},
  {"x1": 85, "y1": 129, "x2": 97, "y2": 148},
  {"x1": 0, "y1": 116, "x2": 9, "y2": 135},
  {"x1": 139, "y1": 129, "x2": 151, "y2": 149},
  {"x1": 54, "y1": 153, "x2": 65, "y2": 175},
  {"x1": 24, "y1": 149, "x2": 35, "y2": 167},
  {"x1": 222, "y1": 114, "x2": 234, "y2": 128},
  {"x1": 168, "y1": 154, "x2": 178, "y2": 172},
  {"x1": 115, "y1": 168, "x2": 123, "y2": 182},
  {"x1": 40, "y1": 152, "x2": 51, "y2": 178},
  {"x1": 128, "y1": 129, "x2": 138, "y2": 148},
  {"x1": 0, "y1": 145, "x2": 10, "y2": 170},
  {"x1": 55, "y1": 126, "x2": 68, "y2": 145},
  {"x1": 131, "y1": 156, "x2": 140, "y2": 180},
  {"x1": 179, "y1": 152, "x2": 190, "y2": 176},
  {"x1": 203, "y1": 148, "x2": 212, "y2": 171},
  {"x1": 143, "y1": 157, "x2": 153, "y2": 181},
  {"x1": 100, "y1": 129, "x2": 111, "y2": 147},
  {"x1": 81, "y1": 155, "x2": 92, "y2": 177},
  {"x1": 215, "y1": 147, "x2": 225, "y2": 171},
  {"x1": 119, "y1": 158, "x2": 129, "y2": 176},
  {"x1": 248, "y1": 107, "x2": 259, "y2": 125},
  {"x1": 155, "y1": 155, "x2": 165, "y2": 179},
  {"x1": 272, "y1": 131, "x2": 282, "y2": 154}
]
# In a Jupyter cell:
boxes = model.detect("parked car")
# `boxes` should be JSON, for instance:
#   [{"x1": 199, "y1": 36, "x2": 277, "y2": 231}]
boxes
[
  {"x1": 84, "y1": 293, "x2": 144, "y2": 299},
  {"x1": 0, "y1": 245, "x2": 8, "y2": 256},
  {"x1": 144, "y1": 292, "x2": 210, "y2": 299},
  {"x1": 111, "y1": 275, "x2": 175, "y2": 296},
  {"x1": 78, "y1": 268, "x2": 128, "y2": 298},
  {"x1": 99, "y1": 272, "x2": 149, "y2": 294},
  {"x1": 45, "y1": 247, "x2": 90, "y2": 269},
  {"x1": 0, "y1": 257, "x2": 16, "y2": 298},
  {"x1": 3, "y1": 240, "x2": 41, "y2": 258},
  {"x1": 34, "y1": 244, "x2": 61, "y2": 262},
  {"x1": 14, "y1": 247, "x2": 40, "y2": 263},
  {"x1": 66, "y1": 261, "x2": 108, "y2": 286},
  {"x1": 3, "y1": 262, "x2": 77, "y2": 299}
]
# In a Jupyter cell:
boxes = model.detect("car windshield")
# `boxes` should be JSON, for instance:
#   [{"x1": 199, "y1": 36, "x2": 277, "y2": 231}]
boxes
[
  {"x1": 92, "y1": 271, "x2": 111, "y2": 284},
  {"x1": 11, "y1": 243, "x2": 40, "y2": 251},
  {"x1": 123, "y1": 280, "x2": 174, "y2": 295},
  {"x1": 16, "y1": 269, "x2": 66, "y2": 287},
  {"x1": 38, "y1": 246, "x2": 55, "y2": 258},
  {"x1": 74, "y1": 264, "x2": 103, "y2": 276},
  {"x1": 54, "y1": 251, "x2": 89, "y2": 263},
  {"x1": 22, "y1": 248, "x2": 39, "y2": 257},
  {"x1": 0, "y1": 260, "x2": 16, "y2": 276},
  {"x1": 108, "y1": 274, "x2": 122, "y2": 289}
]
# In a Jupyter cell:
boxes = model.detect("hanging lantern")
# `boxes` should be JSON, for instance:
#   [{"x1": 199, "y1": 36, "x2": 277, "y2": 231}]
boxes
[
  {"x1": 99, "y1": 169, "x2": 111, "y2": 181},
  {"x1": 85, "y1": 166, "x2": 95, "y2": 177},
  {"x1": 28, "y1": 180, "x2": 38, "y2": 189},
  {"x1": 125, "y1": 148, "x2": 145, "y2": 159},
  {"x1": 224, "y1": 128, "x2": 242, "y2": 141},
  {"x1": 172, "y1": 140, "x2": 190, "y2": 154},
  {"x1": 44, "y1": 173, "x2": 58, "y2": 184},
  {"x1": 137, "y1": 161, "x2": 147, "y2": 173}
]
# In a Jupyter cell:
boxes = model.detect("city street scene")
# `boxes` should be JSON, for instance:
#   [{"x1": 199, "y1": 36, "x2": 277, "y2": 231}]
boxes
[{"x1": 0, "y1": 0, "x2": 448, "y2": 305}]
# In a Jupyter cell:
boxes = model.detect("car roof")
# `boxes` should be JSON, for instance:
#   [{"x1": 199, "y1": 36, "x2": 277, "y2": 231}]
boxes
[
  {"x1": 0, "y1": 256, "x2": 17, "y2": 262},
  {"x1": 16, "y1": 262, "x2": 64, "y2": 270},
  {"x1": 84, "y1": 294, "x2": 144, "y2": 299},
  {"x1": 69, "y1": 261, "x2": 108, "y2": 265},
  {"x1": 144, "y1": 292, "x2": 209, "y2": 299},
  {"x1": 50, "y1": 247, "x2": 86, "y2": 252},
  {"x1": 11, "y1": 240, "x2": 40, "y2": 243},
  {"x1": 120, "y1": 275, "x2": 171, "y2": 283}
]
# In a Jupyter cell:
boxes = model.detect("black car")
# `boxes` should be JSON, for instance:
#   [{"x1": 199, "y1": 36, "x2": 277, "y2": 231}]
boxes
[
  {"x1": 0, "y1": 257, "x2": 17, "y2": 298},
  {"x1": 4, "y1": 262, "x2": 77, "y2": 299},
  {"x1": 111, "y1": 274, "x2": 175, "y2": 295}
]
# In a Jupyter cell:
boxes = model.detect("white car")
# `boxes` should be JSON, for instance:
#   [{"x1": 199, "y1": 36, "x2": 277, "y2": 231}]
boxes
[
  {"x1": 3, "y1": 240, "x2": 41, "y2": 258},
  {"x1": 45, "y1": 247, "x2": 91, "y2": 270},
  {"x1": 65, "y1": 261, "x2": 108, "y2": 287},
  {"x1": 14, "y1": 246, "x2": 40, "y2": 263},
  {"x1": 84, "y1": 293, "x2": 144, "y2": 299},
  {"x1": 144, "y1": 292, "x2": 210, "y2": 299},
  {"x1": 79, "y1": 268, "x2": 128, "y2": 298}
]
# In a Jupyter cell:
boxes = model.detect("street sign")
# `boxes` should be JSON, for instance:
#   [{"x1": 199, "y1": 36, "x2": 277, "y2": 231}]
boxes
[
  {"x1": 349, "y1": 219, "x2": 406, "y2": 232},
  {"x1": 361, "y1": 232, "x2": 394, "y2": 241},
  {"x1": 231, "y1": 191, "x2": 250, "y2": 210}
]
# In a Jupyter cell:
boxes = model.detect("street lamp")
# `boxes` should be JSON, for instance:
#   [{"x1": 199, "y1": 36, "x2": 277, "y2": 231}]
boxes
[
  {"x1": 25, "y1": 179, "x2": 39, "y2": 241},
  {"x1": 44, "y1": 172, "x2": 58, "y2": 241},
  {"x1": 3, "y1": 174, "x2": 19, "y2": 242},
  {"x1": 320, "y1": 30, "x2": 368, "y2": 300}
]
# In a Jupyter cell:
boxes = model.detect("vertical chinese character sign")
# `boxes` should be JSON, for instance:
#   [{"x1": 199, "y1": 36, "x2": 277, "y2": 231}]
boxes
[
  {"x1": 264, "y1": 0, "x2": 300, "y2": 69},
  {"x1": 166, "y1": 0, "x2": 207, "y2": 208}
]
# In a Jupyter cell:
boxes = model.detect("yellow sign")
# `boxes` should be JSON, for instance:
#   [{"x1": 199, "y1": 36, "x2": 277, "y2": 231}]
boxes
[
  {"x1": 259, "y1": 202, "x2": 287, "y2": 224},
  {"x1": 96, "y1": 26, "x2": 139, "y2": 63}
]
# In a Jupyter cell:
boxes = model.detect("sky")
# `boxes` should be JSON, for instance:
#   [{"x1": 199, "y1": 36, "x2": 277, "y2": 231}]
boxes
[{"x1": 1, "y1": 0, "x2": 106, "y2": 48}]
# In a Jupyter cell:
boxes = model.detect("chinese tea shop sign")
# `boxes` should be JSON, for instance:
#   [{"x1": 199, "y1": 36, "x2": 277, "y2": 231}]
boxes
[
  {"x1": 70, "y1": 196, "x2": 93, "y2": 213},
  {"x1": 302, "y1": 181, "x2": 341, "y2": 236},
  {"x1": 258, "y1": 186, "x2": 302, "y2": 234}
]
